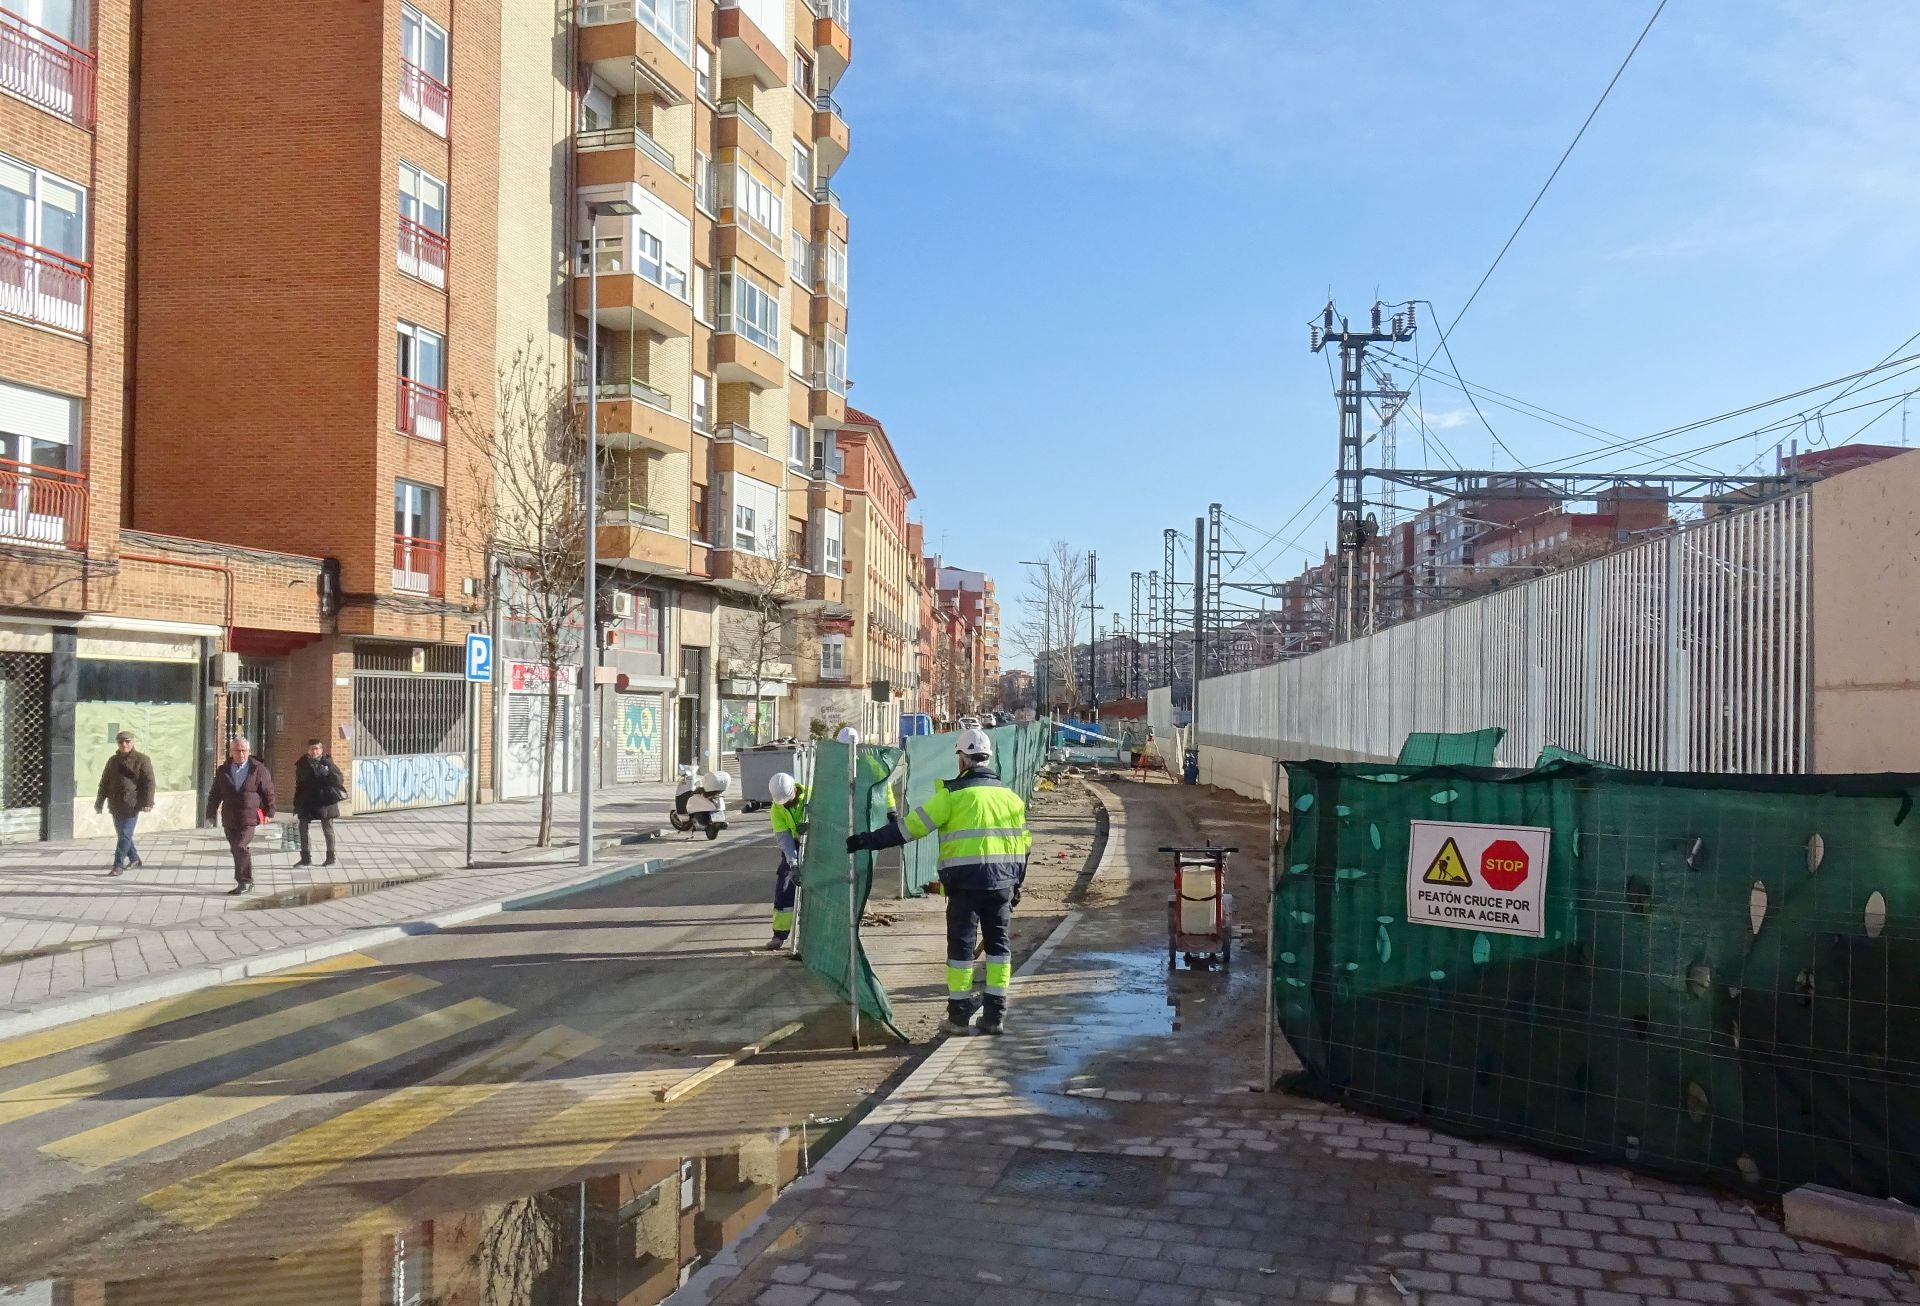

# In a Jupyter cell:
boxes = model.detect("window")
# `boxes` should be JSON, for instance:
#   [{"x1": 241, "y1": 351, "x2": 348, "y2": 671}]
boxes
[
  {"x1": 691, "y1": 482, "x2": 711, "y2": 541},
  {"x1": 694, "y1": 45, "x2": 714, "y2": 101},
  {"x1": 788, "y1": 421, "x2": 809, "y2": 468},
  {"x1": 692, "y1": 264, "x2": 711, "y2": 324},
  {"x1": 818, "y1": 232, "x2": 847, "y2": 303},
  {"x1": 693, "y1": 151, "x2": 712, "y2": 212},
  {"x1": 720, "y1": 159, "x2": 781, "y2": 250},
  {"x1": 793, "y1": 50, "x2": 815, "y2": 98},
  {"x1": 692, "y1": 374, "x2": 710, "y2": 432},
  {"x1": 392, "y1": 480, "x2": 443, "y2": 595},
  {"x1": 399, "y1": 5, "x2": 450, "y2": 136},
  {"x1": 581, "y1": 80, "x2": 615, "y2": 131},
  {"x1": 716, "y1": 267, "x2": 778, "y2": 353},
  {"x1": 397, "y1": 162, "x2": 448, "y2": 287},
  {"x1": 396, "y1": 321, "x2": 446, "y2": 441},
  {"x1": 789, "y1": 328, "x2": 807, "y2": 379},
  {"x1": 728, "y1": 474, "x2": 779, "y2": 557},
  {"x1": 791, "y1": 140, "x2": 812, "y2": 191},
  {"x1": 0, "y1": 152, "x2": 87, "y2": 332},
  {"x1": 821, "y1": 508, "x2": 843, "y2": 573},
  {"x1": 811, "y1": 328, "x2": 847, "y2": 395},
  {"x1": 2, "y1": 2, "x2": 93, "y2": 125},
  {"x1": 8, "y1": 0, "x2": 83, "y2": 45},
  {"x1": 820, "y1": 634, "x2": 845, "y2": 678},
  {"x1": 789, "y1": 229, "x2": 809, "y2": 284},
  {"x1": 0, "y1": 377, "x2": 79, "y2": 546}
]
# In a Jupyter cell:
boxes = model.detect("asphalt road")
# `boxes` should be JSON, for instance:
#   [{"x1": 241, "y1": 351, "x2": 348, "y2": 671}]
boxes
[{"x1": 0, "y1": 826, "x2": 875, "y2": 1300}]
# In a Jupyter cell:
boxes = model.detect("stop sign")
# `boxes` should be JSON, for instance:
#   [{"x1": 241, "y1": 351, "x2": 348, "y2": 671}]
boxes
[{"x1": 1480, "y1": 838, "x2": 1529, "y2": 892}]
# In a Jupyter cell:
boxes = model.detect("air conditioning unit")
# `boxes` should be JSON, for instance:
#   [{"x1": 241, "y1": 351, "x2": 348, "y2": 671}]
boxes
[{"x1": 609, "y1": 591, "x2": 635, "y2": 619}]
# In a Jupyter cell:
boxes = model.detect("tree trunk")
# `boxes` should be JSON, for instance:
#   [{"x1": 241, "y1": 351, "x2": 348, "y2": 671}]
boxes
[{"x1": 537, "y1": 640, "x2": 560, "y2": 847}]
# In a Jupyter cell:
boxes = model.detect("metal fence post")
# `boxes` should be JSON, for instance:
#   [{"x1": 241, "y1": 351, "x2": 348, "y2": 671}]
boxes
[
  {"x1": 846, "y1": 740, "x2": 860, "y2": 1051},
  {"x1": 1664, "y1": 532, "x2": 1692, "y2": 770}
]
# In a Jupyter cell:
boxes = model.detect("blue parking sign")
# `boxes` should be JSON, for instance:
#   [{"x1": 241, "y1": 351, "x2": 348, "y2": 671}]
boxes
[{"x1": 464, "y1": 633, "x2": 493, "y2": 683}]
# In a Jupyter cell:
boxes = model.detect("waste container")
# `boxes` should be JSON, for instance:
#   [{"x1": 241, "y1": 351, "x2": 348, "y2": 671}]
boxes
[{"x1": 733, "y1": 743, "x2": 810, "y2": 811}]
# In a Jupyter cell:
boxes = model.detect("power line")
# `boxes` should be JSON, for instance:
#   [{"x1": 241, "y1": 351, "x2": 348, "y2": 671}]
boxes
[{"x1": 1437, "y1": 0, "x2": 1668, "y2": 350}]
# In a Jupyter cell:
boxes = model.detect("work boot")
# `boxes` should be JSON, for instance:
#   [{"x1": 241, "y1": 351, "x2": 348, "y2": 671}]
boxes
[
  {"x1": 108, "y1": 866, "x2": 124, "y2": 877},
  {"x1": 763, "y1": 936, "x2": 788, "y2": 951},
  {"x1": 940, "y1": 998, "x2": 977, "y2": 1036},
  {"x1": 938, "y1": 1017, "x2": 975, "y2": 1036},
  {"x1": 295, "y1": 856, "x2": 312, "y2": 867},
  {"x1": 226, "y1": 884, "x2": 246, "y2": 896},
  {"x1": 322, "y1": 856, "x2": 337, "y2": 867},
  {"x1": 978, "y1": 1015, "x2": 1005, "y2": 1036}
]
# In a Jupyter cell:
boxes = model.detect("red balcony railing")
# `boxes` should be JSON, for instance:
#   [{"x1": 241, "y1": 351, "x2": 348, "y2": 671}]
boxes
[
  {"x1": 0, "y1": 11, "x2": 95, "y2": 128},
  {"x1": 392, "y1": 534, "x2": 444, "y2": 596},
  {"x1": 398, "y1": 215, "x2": 449, "y2": 286},
  {"x1": 399, "y1": 59, "x2": 450, "y2": 132},
  {"x1": 0, "y1": 233, "x2": 89, "y2": 334},
  {"x1": 396, "y1": 375, "x2": 447, "y2": 442},
  {"x1": 0, "y1": 457, "x2": 86, "y2": 549}
]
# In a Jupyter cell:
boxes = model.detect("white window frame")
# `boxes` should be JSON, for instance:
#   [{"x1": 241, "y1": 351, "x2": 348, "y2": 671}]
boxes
[
  {"x1": 0, "y1": 152, "x2": 86, "y2": 261},
  {"x1": 399, "y1": 5, "x2": 450, "y2": 136},
  {"x1": 791, "y1": 140, "x2": 812, "y2": 191},
  {"x1": 811, "y1": 328, "x2": 847, "y2": 395},
  {"x1": 717, "y1": 268, "x2": 779, "y2": 354},
  {"x1": 392, "y1": 478, "x2": 442, "y2": 592},
  {"x1": 728, "y1": 473, "x2": 779, "y2": 558},
  {"x1": 820, "y1": 633, "x2": 846, "y2": 679},
  {"x1": 396, "y1": 320, "x2": 447, "y2": 441},
  {"x1": 692, "y1": 374, "x2": 710, "y2": 432},
  {"x1": 720, "y1": 159, "x2": 781, "y2": 252},
  {"x1": 789, "y1": 328, "x2": 807, "y2": 379},
  {"x1": 822, "y1": 509, "x2": 843, "y2": 573},
  {"x1": 789, "y1": 229, "x2": 810, "y2": 286},
  {"x1": 693, "y1": 264, "x2": 711, "y2": 325},
  {"x1": 396, "y1": 162, "x2": 448, "y2": 287},
  {"x1": 694, "y1": 44, "x2": 714, "y2": 101},
  {"x1": 788, "y1": 421, "x2": 809, "y2": 468}
]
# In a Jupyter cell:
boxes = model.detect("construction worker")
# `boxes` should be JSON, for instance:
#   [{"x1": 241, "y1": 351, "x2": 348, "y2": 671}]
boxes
[
  {"x1": 847, "y1": 727, "x2": 1030, "y2": 1036},
  {"x1": 766, "y1": 771, "x2": 807, "y2": 950}
]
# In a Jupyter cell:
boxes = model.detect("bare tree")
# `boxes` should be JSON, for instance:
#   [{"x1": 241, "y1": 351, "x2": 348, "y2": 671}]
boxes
[
  {"x1": 717, "y1": 541, "x2": 809, "y2": 747},
  {"x1": 1009, "y1": 540, "x2": 1090, "y2": 711},
  {"x1": 453, "y1": 337, "x2": 608, "y2": 847}
]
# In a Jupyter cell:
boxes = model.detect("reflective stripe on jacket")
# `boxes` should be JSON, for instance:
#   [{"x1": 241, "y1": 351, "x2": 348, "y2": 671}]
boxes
[{"x1": 902, "y1": 766, "x2": 1032, "y2": 892}]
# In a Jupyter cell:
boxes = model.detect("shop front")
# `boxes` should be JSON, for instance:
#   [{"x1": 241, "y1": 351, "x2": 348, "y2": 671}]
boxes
[{"x1": 500, "y1": 659, "x2": 576, "y2": 801}]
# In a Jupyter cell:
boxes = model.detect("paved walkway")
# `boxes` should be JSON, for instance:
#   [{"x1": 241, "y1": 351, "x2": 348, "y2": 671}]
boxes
[
  {"x1": 680, "y1": 781, "x2": 1920, "y2": 1306},
  {"x1": 0, "y1": 782, "x2": 773, "y2": 1036}
]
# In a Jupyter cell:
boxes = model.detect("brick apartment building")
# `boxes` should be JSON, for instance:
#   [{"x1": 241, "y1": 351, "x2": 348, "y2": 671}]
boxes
[{"x1": 0, "y1": 0, "x2": 863, "y2": 843}]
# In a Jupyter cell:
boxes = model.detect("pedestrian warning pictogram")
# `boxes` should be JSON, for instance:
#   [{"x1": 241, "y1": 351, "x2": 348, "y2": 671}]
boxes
[{"x1": 1422, "y1": 837, "x2": 1473, "y2": 887}]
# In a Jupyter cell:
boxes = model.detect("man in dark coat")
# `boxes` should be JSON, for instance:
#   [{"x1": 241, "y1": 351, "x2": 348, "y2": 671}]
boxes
[
  {"x1": 95, "y1": 730, "x2": 156, "y2": 876},
  {"x1": 206, "y1": 735, "x2": 276, "y2": 895},
  {"x1": 293, "y1": 738, "x2": 345, "y2": 867}
]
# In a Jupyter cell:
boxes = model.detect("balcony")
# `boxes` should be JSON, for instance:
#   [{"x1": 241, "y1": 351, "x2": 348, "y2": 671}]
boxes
[
  {"x1": 711, "y1": 330, "x2": 784, "y2": 390},
  {"x1": 812, "y1": 92, "x2": 848, "y2": 176},
  {"x1": 0, "y1": 13, "x2": 95, "y2": 128},
  {"x1": 576, "y1": 0, "x2": 694, "y2": 104},
  {"x1": 396, "y1": 376, "x2": 446, "y2": 442},
  {"x1": 0, "y1": 458, "x2": 86, "y2": 549},
  {"x1": 399, "y1": 59, "x2": 449, "y2": 136},
  {"x1": 397, "y1": 216, "x2": 448, "y2": 288},
  {"x1": 392, "y1": 534, "x2": 444, "y2": 596},
  {"x1": 0, "y1": 234, "x2": 88, "y2": 334},
  {"x1": 808, "y1": 373, "x2": 845, "y2": 425},
  {"x1": 711, "y1": 426, "x2": 783, "y2": 483},
  {"x1": 715, "y1": 99, "x2": 783, "y2": 178},
  {"x1": 573, "y1": 374, "x2": 689, "y2": 453},
  {"x1": 573, "y1": 236, "x2": 692, "y2": 338},
  {"x1": 808, "y1": 0, "x2": 851, "y2": 83},
  {"x1": 600, "y1": 511, "x2": 684, "y2": 571},
  {"x1": 811, "y1": 183, "x2": 847, "y2": 243},
  {"x1": 713, "y1": 421, "x2": 769, "y2": 453},
  {"x1": 575, "y1": 126, "x2": 691, "y2": 217},
  {"x1": 715, "y1": 0, "x2": 782, "y2": 89}
]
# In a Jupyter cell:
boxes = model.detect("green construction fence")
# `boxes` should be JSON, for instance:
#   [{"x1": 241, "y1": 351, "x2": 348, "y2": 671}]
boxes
[
  {"x1": 797, "y1": 723, "x2": 1050, "y2": 1038},
  {"x1": 1274, "y1": 759, "x2": 1920, "y2": 1202}
]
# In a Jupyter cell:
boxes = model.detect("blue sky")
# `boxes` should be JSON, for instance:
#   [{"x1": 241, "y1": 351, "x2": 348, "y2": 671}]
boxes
[{"x1": 832, "y1": 1, "x2": 1920, "y2": 664}]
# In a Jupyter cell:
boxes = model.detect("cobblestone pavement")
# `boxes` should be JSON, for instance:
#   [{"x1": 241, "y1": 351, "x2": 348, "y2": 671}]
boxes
[
  {"x1": 0, "y1": 782, "x2": 776, "y2": 1028},
  {"x1": 685, "y1": 780, "x2": 1920, "y2": 1306}
]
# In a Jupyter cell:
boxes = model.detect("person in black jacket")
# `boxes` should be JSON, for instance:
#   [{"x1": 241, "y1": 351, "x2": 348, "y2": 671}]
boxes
[
  {"x1": 293, "y1": 739, "x2": 346, "y2": 867},
  {"x1": 95, "y1": 730, "x2": 156, "y2": 876}
]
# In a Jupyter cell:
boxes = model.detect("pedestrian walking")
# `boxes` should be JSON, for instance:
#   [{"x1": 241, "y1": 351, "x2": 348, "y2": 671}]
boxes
[
  {"x1": 1133, "y1": 729, "x2": 1157, "y2": 781},
  {"x1": 94, "y1": 730, "x2": 155, "y2": 876},
  {"x1": 847, "y1": 727, "x2": 1031, "y2": 1036},
  {"x1": 293, "y1": 738, "x2": 345, "y2": 867},
  {"x1": 765, "y1": 771, "x2": 808, "y2": 950},
  {"x1": 206, "y1": 735, "x2": 276, "y2": 895}
]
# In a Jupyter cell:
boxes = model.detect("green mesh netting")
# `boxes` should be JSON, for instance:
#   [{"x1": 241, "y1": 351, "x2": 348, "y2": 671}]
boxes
[
  {"x1": 1274, "y1": 760, "x2": 1920, "y2": 1202},
  {"x1": 797, "y1": 740, "x2": 903, "y2": 1039},
  {"x1": 1396, "y1": 727, "x2": 1505, "y2": 767},
  {"x1": 897, "y1": 723, "x2": 1048, "y2": 896}
]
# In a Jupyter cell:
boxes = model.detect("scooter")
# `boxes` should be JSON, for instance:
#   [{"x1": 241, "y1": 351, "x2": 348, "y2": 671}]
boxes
[{"x1": 670, "y1": 765, "x2": 731, "y2": 840}]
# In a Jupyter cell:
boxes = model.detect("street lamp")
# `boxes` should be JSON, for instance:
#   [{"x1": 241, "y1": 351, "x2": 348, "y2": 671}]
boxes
[
  {"x1": 1019, "y1": 558, "x2": 1050, "y2": 721},
  {"x1": 580, "y1": 196, "x2": 639, "y2": 867}
]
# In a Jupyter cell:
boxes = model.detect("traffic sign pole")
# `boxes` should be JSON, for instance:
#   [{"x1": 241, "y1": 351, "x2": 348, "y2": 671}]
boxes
[{"x1": 463, "y1": 634, "x2": 494, "y2": 869}]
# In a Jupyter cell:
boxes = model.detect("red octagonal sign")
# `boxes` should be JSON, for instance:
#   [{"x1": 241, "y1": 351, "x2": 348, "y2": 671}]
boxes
[{"x1": 1480, "y1": 838, "x2": 1530, "y2": 892}]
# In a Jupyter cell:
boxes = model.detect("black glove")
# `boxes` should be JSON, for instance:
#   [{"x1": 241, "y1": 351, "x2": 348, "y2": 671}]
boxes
[
  {"x1": 845, "y1": 833, "x2": 867, "y2": 855},
  {"x1": 1012, "y1": 887, "x2": 1023, "y2": 909}
]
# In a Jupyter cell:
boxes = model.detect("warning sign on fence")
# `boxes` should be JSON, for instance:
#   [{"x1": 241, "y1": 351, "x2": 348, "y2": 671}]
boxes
[{"x1": 1406, "y1": 820, "x2": 1551, "y2": 938}]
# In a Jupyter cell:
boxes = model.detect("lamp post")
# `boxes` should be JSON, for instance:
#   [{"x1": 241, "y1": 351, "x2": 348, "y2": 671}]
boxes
[
  {"x1": 580, "y1": 196, "x2": 639, "y2": 867},
  {"x1": 1019, "y1": 557, "x2": 1050, "y2": 721}
]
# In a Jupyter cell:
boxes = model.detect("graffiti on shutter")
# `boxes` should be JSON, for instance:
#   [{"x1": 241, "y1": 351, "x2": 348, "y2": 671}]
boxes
[{"x1": 616, "y1": 693, "x2": 664, "y2": 783}]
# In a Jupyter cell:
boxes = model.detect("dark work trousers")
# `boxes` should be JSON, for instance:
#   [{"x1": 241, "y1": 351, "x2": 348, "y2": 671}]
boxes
[
  {"x1": 771, "y1": 858, "x2": 798, "y2": 940},
  {"x1": 944, "y1": 885, "x2": 1015, "y2": 1023},
  {"x1": 300, "y1": 816, "x2": 337, "y2": 863},
  {"x1": 225, "y1": 822, "x2": 256, "y2": 886}
]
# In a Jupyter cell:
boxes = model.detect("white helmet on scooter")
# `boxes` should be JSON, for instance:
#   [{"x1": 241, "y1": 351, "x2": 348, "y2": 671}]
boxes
[
  {"x1": 955, "y1": 727, "x2": 993, "y2": 764},
  {"x1": 769, "y1": 772, "x2": 798, "y2": 804}
]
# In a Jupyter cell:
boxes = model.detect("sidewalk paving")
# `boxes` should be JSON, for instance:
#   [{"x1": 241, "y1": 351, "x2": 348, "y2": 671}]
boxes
[
  {"x1": 0, "y1": 782, "x2": 772, "y2": 1037},
  {"x1": 681, "y1": 780, "x2": 1920, "y2": 1306}
]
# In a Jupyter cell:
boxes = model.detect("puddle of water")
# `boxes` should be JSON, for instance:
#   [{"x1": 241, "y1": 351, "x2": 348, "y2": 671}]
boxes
[
  {"x1": 0, "y1": 939, "x2": 113, "y2": 966},
  {"x1": 3, "y1": 1120, "x2": 835, "y2": 1306},
  {"x1": 238, "y1": 875, "x2": 440, "y2": 911}
]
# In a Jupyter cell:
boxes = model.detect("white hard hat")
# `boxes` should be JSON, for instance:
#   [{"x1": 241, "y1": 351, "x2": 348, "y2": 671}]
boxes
[
  {"x1": 955, "y1": 727, "x2": 993, "y2": 762},
  {"x1": 837, "y1": 726, "x2": 859, "y2": 746},
  {"x1": 769, "y1": 772, "x2": 797, "y2": 804}
]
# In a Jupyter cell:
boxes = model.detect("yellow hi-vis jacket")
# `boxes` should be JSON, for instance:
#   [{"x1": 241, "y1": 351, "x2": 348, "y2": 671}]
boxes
[{"x1": 897, "y1": 766, "x2": 1032, "y2": 892}]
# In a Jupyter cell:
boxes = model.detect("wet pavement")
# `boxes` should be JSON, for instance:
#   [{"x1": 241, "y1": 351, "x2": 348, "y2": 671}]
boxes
[{"x1": 686, "y1": 778, "x2": 1920, "y2": 1306}]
